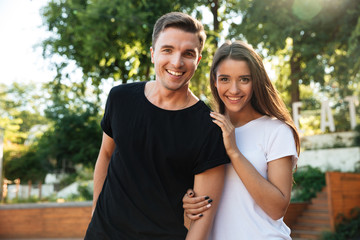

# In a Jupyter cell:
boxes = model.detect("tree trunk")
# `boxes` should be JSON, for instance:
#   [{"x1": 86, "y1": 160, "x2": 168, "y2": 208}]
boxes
[
  {"x1": 290, "y1": 50, "x2": 301, "y2": 103},
  {"x1": 209, "y1": 0, "x2": 219, "y2": 47}
]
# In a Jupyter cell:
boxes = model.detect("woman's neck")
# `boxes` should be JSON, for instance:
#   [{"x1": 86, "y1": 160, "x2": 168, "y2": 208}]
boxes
[{"x1": 227, "y1": 108, "x2": 263, "y2": 127}]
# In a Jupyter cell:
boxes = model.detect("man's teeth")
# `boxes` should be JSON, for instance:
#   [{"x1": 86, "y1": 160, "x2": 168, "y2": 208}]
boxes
[{"x1": 168, "y1": 70, "x2": 183, "y2": 76}]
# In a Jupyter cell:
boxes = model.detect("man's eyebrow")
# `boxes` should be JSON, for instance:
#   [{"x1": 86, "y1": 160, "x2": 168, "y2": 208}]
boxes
[
  {"x1": 159, "y1": 45, "x2": 174, "y2": 49},
  {"x1": 185, "y1": 49, "x2": 197, "y2": 53}
]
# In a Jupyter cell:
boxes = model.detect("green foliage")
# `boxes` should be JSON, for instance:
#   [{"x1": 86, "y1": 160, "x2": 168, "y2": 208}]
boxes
[
  {"x1": 228, "y1": 0, "x2": 360, "y2": 103},
  {"x1": 0, "y1": 82, "x2": 48, "y2": 144},
  {"x1": 38, "y1": 108, "x2": 102, "y2": 172},
  {"x1": 2, "y1": 77, "x2": 104, "y2": 180},
  {"x1": 4, "y1": 195, "x2": 40, "y2": 204},
  {"x1": 58, "y1": 164, "x2": 94, "y2": 189},
  {"x1": 354, "y1": 124, "x2": 360, "y2": 147},
  {"x1": 4, "y1": 146, "x2": 49, "y2": 183},
  {"x1": 41, "y1": 0, "x2": 198, "y2": 87},
  {"x1": 291, "y1": 165, "x2": 326, "y2": 202},
  {"x1": 77, "y1": 182, "x2": 93, "y2": 200},
  {"x1": 1, "y1": 82, "x2": 50, "y2": 182},
  {"x1": 40, "y1": 0, "x2": 242, "y2": 99},
  {"x1": 4, "y1": 103, "x2": 102, "y2": 180},
  {"x1": 66, "y1": 181, "x2": 93, "y2": 201},
  {"x1": 320, "y1": 207, "x2": 360, "y2": 240}
]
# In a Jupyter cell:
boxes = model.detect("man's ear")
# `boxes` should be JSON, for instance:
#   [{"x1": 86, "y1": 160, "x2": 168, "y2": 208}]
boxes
[
  {"x1": 150, "y1": 47, "x2": 154, "y2": 63},
  {"x1": 197, "y1": 55, "x2": 202, "y2": 65}
]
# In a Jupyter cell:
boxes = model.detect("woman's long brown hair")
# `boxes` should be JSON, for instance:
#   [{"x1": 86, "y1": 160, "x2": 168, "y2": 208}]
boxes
[{"x1": 210, "y1": 40, "x2": 300, "y2": 156}]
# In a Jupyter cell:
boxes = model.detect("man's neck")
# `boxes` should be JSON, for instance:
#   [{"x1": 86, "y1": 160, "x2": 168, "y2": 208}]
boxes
[{"x1": 145, "y1": 81, "x2": 198, "y2": 110}]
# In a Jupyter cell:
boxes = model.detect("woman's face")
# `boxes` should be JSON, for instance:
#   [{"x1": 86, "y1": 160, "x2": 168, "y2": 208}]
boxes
[{"x1": 215, "y1": 59, "x2": 254, "y2": 115}]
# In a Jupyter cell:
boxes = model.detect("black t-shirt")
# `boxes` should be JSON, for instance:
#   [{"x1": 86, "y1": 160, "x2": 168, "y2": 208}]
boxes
[{"x1": 85, "y1": 82, "x2": 229, "y2": 240}]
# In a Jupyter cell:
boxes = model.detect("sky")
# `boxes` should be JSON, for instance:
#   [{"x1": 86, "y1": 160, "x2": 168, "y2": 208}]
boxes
[{"x1": 0, "y1": 0, "x2": 56, "y2": 85}]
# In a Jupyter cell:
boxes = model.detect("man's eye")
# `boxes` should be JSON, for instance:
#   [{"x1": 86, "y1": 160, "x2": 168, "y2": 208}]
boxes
[{"x1": 185, "y1": 52, "x2": 195, "y2": 57}]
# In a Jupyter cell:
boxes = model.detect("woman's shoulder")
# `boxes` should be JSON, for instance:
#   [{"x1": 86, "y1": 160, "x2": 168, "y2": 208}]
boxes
[
  {"x1": 253, "y1": 116, "x2": 293, "y2": 138},
  {"x1": 259, "y1": 115, "x2": 288, "y2": 128}
]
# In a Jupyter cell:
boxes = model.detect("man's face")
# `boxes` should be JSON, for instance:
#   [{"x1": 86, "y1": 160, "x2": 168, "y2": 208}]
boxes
[{"x1": 150, "y1": 27, "x2": 202, "y2": 91}]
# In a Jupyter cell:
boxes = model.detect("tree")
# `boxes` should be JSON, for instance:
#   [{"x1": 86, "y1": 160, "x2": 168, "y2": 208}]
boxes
[
  {"x1": 38, "y1": 70, "x2": 103, "y2": 172},
  {"x1": 38, "y1": 106, "x2": 103, "y2": 172},
  {"x1": 41, "y1": 0, "x2": 248, "y2": 100},
  {"x1": 0, "y1": 82, "x2": 48, "y2": 144},
  {"x1": 41, "y1": 0, "x2": 196, "y2": 89},
  {"x1": 4, "y1": 145, "x2": 49, "y2": 183},
  {"x1": 0, "y1": 82, "x2": 49, "y2": 182},
  {"x1": 228, "y1": 0, "x2": 360, "y2": 104}
]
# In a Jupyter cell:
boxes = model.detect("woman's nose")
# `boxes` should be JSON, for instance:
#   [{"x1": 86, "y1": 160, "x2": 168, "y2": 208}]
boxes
[{"x1": 229, "y1": 81, "x2": 240, "y2": 94}]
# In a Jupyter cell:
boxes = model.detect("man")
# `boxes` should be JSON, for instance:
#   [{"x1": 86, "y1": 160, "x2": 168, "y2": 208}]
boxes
[{"x1": 85, "y1": 12, "x2": 229, "y2": 240}]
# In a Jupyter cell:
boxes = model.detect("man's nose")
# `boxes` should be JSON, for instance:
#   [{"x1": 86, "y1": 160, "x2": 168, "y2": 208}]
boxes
[{"x1": 171, "y1": 53, "x2": 183, "y2": 68}]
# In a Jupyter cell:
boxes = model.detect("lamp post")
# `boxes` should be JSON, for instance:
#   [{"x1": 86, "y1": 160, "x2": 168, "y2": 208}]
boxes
[{"x1": 0, "y1": 127, "x2": 4, "y2": 202}]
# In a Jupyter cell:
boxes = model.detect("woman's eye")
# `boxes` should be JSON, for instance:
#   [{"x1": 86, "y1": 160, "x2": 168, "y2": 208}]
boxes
[{"x1": 240, "y1": 77, "x2": 250, "y2": 83}]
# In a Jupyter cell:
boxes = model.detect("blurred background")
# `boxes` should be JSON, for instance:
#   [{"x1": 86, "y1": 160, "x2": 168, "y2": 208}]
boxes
[{"x1": 0, "y1": 0, "x2": 359, "y2": 239}]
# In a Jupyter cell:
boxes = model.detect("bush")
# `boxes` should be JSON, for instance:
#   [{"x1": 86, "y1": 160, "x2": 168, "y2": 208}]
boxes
[
  {"x1": 4, "y1": 195, "x2": 39, "y2": 204},
  {"x1": 354, "y1": 124, "x2": 360, "y2": 147},
  {"x1": 291, "y1": 165, "x2": 326, "y2": 202},
  {"x1": 320, "y1": 207, "x2": 360, "y2": 240}
]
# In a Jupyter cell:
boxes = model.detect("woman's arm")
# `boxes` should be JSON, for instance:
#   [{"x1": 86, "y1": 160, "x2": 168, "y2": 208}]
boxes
[
  {"x1": 230, "y1": 152, "x2": 293, "y2": 219},
  {"x1": 211, "y1": 112, "x2": 293, "y2": 220}
]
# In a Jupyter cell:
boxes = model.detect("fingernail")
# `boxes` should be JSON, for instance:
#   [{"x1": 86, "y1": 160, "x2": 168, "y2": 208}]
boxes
[
  {"x1": 189, "y1": 192, "x2": 193, "y2": 196},
  {"x1": 207, "y1": 204, "x2": 212, "y2": 208},
  {"x1": 199, "y1": 214, "x2": 203, "y2": 217},
  {"x1": 208, "y1": 199, "x2": 213, "y2": 203},
  {"x1": 204, "y1": 196, "x2": 210, "y2": 200}
]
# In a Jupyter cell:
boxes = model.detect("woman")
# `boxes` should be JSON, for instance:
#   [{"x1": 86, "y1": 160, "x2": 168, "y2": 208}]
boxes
[{"x1": 183, "y1": 41, "x2": 300, "y2": 239}]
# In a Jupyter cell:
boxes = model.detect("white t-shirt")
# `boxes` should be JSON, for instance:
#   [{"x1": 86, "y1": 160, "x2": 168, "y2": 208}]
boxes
[{"x1": 209, "y1": 116, "x2": 298, "y2": 240}]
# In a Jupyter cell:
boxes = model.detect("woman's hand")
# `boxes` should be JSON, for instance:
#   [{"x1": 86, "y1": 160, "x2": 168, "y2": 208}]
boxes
[
  {"x1": 183, "y1": 189, "x2": 213, "y2": 221},
  {"x1": 210, "y1": 112, "x2": 239, "y2": 158}
]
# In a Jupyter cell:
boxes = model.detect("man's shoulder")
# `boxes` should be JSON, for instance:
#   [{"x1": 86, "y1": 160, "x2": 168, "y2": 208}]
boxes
[
  {"x1": 190, "y1": 102, "x2": 222, "y2": 134},
  {"x1": 110, "y1": 81, "x2": 145, "y2": 95}
]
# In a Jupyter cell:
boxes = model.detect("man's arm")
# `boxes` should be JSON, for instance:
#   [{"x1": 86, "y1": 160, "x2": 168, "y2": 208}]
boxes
[
  {"x1": 91, "y1": 132, "x2": 115, "y2": 215},
  {"x1": 185, "y1": 164, "x2": 225, "y2": 240}
]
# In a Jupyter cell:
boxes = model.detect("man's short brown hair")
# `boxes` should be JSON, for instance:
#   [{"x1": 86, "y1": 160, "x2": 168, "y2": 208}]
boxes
[{"x1": 152, "y1": 12, "x2": 207, "y2": 54}]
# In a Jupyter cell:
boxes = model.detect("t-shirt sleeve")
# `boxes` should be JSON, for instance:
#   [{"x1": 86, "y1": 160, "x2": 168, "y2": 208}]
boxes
[
  {"x1": 100, "y1": 88, "x2": 113, "y2": 138},
  {"x1": 266, "y1": 123, "x2": 298, "y2": 169},
  {"x1": 192, "y1": 126, "x2": 230, "y2": 175}
]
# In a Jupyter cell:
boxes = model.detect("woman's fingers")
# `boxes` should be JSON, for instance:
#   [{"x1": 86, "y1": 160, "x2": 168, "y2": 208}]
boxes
[
  {"x1": 183, "y1": 196, "x2": 212, "y2": 208},
  {"x1": 183, "y1": 197, "x2": 212, "y2": 211},
  {"x1": 186, "y1": 188, "x2": 194, "y2": 197},
  {"x1": 184, "y1": 200, "x2": 213, "y2": 215},
  {"x1": 186, "y1": 212, "x2": 204, "y2": 220},
  {"x1": 210, "y1": 112, "x2": 234, "y2": 133},
  {"x1": 182, "y1": 189, "x2": 212, "y2": 220},
  {"x1": 183, "y1": 195, "x2": 213, "y2": 218},
  {"x1": 210, "y1": 112, "x2": 231, "y2": 126},
  {"x1": 183, "y1": 194, "x2": 207, "y2": 204}
]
